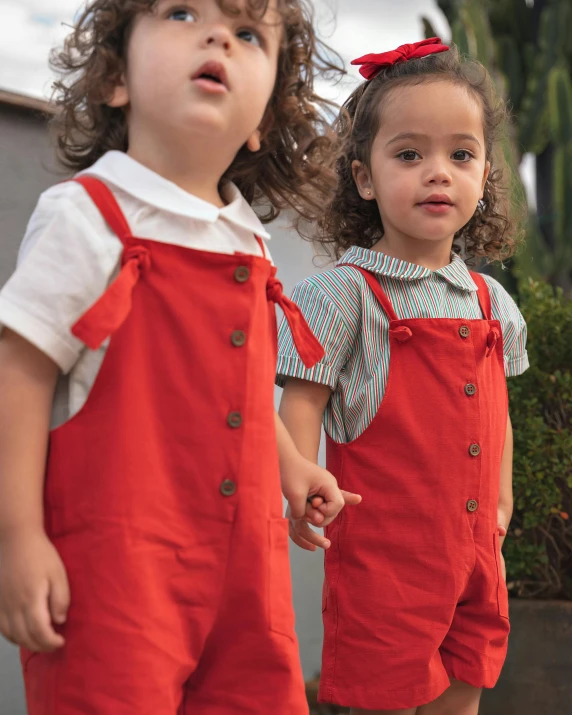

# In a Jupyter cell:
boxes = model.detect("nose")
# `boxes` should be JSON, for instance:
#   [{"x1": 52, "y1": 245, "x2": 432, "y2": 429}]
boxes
[
  {"x1": 424, "y1": 160, "x2": 452, "y2": 186},
  {"x1": 203, "y1": 24, "x2": 233, "y2": 52}
]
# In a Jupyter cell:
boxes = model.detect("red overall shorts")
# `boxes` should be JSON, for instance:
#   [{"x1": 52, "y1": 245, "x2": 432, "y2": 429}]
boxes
[
  {"x1": 21, "y1": 177, "x2": 322, "y2": 715},
  {"x1": 319, "y1": 265, "x2": 510, "y2": 711}
]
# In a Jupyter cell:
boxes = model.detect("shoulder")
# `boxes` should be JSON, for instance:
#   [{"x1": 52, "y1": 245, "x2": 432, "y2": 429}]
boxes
[
  {"x1": 293, "y1": 264, "x2": 368, "y2": 316},
  {"x1": 480, "y1": 274, "x2": 524, "y2": 325}
]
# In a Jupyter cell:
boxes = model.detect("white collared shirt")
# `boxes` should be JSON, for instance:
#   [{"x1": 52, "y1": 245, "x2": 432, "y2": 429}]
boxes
[{"x1": 0, "y1": 151, "x2": 272, "y2": 426}]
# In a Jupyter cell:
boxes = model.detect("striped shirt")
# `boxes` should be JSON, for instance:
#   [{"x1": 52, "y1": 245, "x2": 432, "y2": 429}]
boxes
[{"x1": 276, "y1": 246, "x2": 529, "y2": 443}]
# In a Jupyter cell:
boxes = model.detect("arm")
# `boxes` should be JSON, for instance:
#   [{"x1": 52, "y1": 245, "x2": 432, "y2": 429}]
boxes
[
  {"x1": 277, "y1": 378, "x2": 361, "y2": 551},
  {"x1": 497, "y1": 414, "x2": 514, "y2": 549},
  {"x1": 0, "y1": 329, "x2": 69, "y2": 652}
]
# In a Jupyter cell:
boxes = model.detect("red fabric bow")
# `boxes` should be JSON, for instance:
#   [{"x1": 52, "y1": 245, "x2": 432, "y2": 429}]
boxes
[{"x1": 351, "y1": 37, "x2": 449, "y2": 81}]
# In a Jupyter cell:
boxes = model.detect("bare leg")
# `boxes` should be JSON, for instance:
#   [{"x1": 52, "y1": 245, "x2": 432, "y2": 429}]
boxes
[{"x1": 417, "y1": 680, "x2": 482, "y2": 715}]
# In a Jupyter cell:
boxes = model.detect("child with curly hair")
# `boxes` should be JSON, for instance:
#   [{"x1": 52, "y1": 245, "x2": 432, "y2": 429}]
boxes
[
  {"x1": 278, "y1": 39, "x2": 529, "y2": 715},
  {"x1": 0, "y1": 1, "x2": 360, "y2": 712}
]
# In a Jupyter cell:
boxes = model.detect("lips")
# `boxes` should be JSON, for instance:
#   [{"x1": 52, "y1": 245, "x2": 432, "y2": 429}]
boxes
[
  {"x1": 418, "y1": 194, "x2": 453, "y2": 206},
  {"x1": 191, "y1": 61, "x2": 229, "y2": 91}
]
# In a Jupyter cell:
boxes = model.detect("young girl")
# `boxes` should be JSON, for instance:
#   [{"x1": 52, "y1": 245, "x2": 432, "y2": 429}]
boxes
[
  {"x1": 0, "y1": 1, "x2": 360, "y2": 712},
  {"x1": 278, "y1": 39, "x2": 528, "y2": 715}
]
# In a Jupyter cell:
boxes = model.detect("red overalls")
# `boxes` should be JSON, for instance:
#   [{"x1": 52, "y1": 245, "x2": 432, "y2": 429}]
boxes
[
  {"x1": 319, "y1": 265, "x2": 510, "y2": 711},
  {"x1": 21, "y1": 177, "x2": 322, "y2": 715}
]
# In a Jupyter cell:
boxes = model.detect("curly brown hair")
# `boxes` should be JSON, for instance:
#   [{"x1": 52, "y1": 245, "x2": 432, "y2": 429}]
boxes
[
  {"x1": 317, "y1": 45, "x2": 524, "y2": 262},
  {"x1": 50, "y1": 0, "x2": 344, "y2": 223}
]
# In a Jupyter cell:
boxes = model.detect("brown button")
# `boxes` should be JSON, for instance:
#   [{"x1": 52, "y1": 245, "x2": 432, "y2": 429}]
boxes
[
  {"x1": 466, "y1": 499, "x2": 479, "y2": 513},
  {"x1": 234, "y1": 266, "x2": 250, "y2": 283},
  {"x1": 220, "y1": 480, "x2": 236, "y2": 497},
  {"x1": 227, "y1": 411, "x2": 242, "y2": 429},
  {"x1": 459, "y1": 325, "x2": 471, "y2": 339},
  {"x1": 465, "y1": 383, "x2": 477, "y2": 396},
  {"x1": 469, "y1": 443, "x2": 481, "y2": 457},
  {"x1": 231, "y1": 330, "x2": 246, "y2": 347}
]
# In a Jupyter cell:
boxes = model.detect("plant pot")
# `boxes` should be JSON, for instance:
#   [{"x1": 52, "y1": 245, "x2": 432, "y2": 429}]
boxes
[
  {"x1": 480, "y1": 599, "x2": 572, "y2": 715},
  {"x1": 307, "y1": 600, "x2": 572, "y2": 715}
]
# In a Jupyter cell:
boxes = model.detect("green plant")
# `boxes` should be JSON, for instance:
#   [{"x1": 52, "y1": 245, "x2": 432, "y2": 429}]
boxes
[
  {"x1": 506, "y1": 279, "x2": 572, "y2": 598},
  {"x1": 424, "y1": 0, "x2": 572, "y2": 291}
]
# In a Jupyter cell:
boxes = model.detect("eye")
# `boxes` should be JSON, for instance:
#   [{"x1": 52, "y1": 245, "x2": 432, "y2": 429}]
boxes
[
  {"x1": 452, "y1": 150, "x2": 473, "y2": 162},
  {"x1": 168, "y1": 7, "x2": 197, "y2": 22},
  {"x1": 397, "y1": 150, "x2": 420, "y2": 162},
  {"x1": 237, "y1": 28, "x2": 263, "y2": 47}
]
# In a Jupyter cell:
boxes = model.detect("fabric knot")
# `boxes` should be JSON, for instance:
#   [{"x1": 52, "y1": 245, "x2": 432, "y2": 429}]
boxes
[
  {"x1": 390, "y1": 325, "x2": 413, "y2": 343},
  {"x1": 122, "y1": 245, "x2": 151, "y2": 273},
  {"x1": 266, "y1": 273, "x2": 284, "y2": 304},
  {"x1": 266, "y1": 268, "x2": 324, "y2": 369},
  {"x1": 72, "y1": 244, "x2": 150, "y2": 350},
  {"x1": 486, "y1": 327, "x2": 501, "y2": 358}
]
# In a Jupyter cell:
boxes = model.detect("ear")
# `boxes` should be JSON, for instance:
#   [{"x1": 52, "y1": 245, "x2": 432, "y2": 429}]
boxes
[
  {"x1": 352, "y1": 160, "x2": 376, "y2": 200},
  {"x1": 107, "y1": 73, "x2": 129, "y2": 108},
  {"x1": 247, "y1": 129, "x2": 262, "y2": 153},
  {"x1": 480, "y1": 160, "x2": 491, "y2": 198}
]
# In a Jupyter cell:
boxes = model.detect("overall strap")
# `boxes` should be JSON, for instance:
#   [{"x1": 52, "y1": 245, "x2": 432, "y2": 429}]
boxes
[
  {"x1": 73, "y1": 176, "x2": 133, "y2": 246},
  {"x1": 338, "y1": 264, "x2": 399, "y2": 322},
  {"x1": 469, "y1": 271, "x2": 493, "y2": 321},
  {"x1": 70, "y1": 176, "x2": 150, "y2": 351},
  {"x1": 254, "y1": 234, "x2": 268, "y2": 258}
]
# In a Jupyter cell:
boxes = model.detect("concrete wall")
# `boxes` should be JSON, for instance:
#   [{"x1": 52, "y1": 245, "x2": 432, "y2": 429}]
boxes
[{"x1": 0, "y1": 107, "x2": 327, "y2": 711}]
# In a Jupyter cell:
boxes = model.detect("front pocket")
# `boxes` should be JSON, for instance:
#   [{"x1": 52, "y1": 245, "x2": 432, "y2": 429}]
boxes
[
  {"x1": 493, "y1": 530, "x2": 510, "y2": 619},
  {"x1": 20, "y1": 647, "x2": 39, "y2": 673},
  {"x1": 268, "y1": 518, "x2": 296, "y2": 638}
]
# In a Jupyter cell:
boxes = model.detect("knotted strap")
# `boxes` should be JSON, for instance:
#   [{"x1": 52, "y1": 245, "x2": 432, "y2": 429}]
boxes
[
  {"x1": 267, "y1": 268, "x2": 324, "y2": 368},
  {"x1": 70, "y1": 176, "x2": 151, "y2": 350},
  {"x1": 486, "y1": 326, "x2": 501, "y2": 358}
]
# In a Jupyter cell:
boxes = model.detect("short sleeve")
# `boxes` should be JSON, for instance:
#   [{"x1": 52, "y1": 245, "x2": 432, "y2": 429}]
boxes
[
  {"x1": 0, "y1": 182, "x2": 122, "y2": 372},
  {"x1": 276, "y1": 278, "x2": 353, "y2": 389},
  {"x1": 484, "y1": 275, "x2": 529, "y2": 377}
]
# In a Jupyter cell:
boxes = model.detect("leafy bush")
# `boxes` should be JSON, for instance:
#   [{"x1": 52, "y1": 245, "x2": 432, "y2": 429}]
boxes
[{"x1": 506, "y1": 279, "x2": 572, "y2": 599}]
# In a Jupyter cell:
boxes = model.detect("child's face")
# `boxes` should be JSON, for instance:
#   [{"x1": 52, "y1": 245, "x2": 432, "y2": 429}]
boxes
[
  {"x1": 353, "y1": 81, "x2": 490, "y2": 250},
  {"x1": 109, "y1": 0, "x2": 282, "y2": 157}
]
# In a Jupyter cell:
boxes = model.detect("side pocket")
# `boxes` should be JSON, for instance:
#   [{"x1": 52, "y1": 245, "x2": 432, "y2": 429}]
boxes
[
  {"x1": 493, "y1": 530, "x2": 510, "y2": 619},
  {"x1": 268, "y1": 518, "x2": 296, "y2": 638}
]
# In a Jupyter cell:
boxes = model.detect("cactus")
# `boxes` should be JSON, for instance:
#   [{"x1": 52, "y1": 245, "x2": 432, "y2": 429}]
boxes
[{"x1": 423, "y1": 0, "x2": 572, "y2": 290}]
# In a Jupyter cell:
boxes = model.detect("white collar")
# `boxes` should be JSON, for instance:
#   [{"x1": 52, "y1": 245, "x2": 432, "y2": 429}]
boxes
[{"x1": 79, "y1": 151, "x2": 271, "y2": 239}]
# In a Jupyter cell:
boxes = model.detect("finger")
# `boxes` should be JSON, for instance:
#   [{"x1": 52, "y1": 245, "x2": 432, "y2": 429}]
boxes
[
  {"x1": 308, "y1": 495, "x2": 325, "y2": 508},
  {"x1": 288, "y1": 492, "x2": 308, "y2": 521},
  {"x1": 497, "y1": 524, "x2": 507, "y2": 537},
  {"x1": 341, "y1": 490, "x2": 362, "y2": 506},
  {"x1": 289, "y1": 523, "x2": 318, "y2": 552},
  {"x1": 293, "y1": 521, "x2": 331, "y2": 550},
  {"x1": 315, "y1": 492, "x2": 345, "y2": 520},
  {"x1": 25, "y1": 598, "x2": 65, "y2": 652},
  {"x1": 10, "y1": 611, "x2": 42, "y2": 652},
  {"x1": 305, "y1": 502, "x2": 325, "y2": 525},
  {"x1": 0, "y1": 612, "x2": 16, "y2": 646},
  {"x1": 48, "y1": 568, "x2": 70, "y2": 626}
]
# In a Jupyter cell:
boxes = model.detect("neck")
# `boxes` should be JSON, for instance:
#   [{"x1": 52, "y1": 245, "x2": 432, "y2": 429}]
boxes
[
  {"x1": 127, "y1": 126, "x2": 240, "y2": 207},
  {"x1": 373, "y1": 231, "x2": 454, "y2": 271}
]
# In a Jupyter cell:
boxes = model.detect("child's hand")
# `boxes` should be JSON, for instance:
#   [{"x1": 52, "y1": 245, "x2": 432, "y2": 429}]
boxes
[
  {"x1": 281, "y1": 454, "x2": 361, "y2": 551},
  {"x1": 0, "y1": 529, "x2": 69, "y2": 652}
]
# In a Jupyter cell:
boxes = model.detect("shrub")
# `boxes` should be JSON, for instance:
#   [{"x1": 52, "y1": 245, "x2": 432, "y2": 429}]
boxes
[{"x1": 506, "y1": 279, "x2": 572, "y2": 599}]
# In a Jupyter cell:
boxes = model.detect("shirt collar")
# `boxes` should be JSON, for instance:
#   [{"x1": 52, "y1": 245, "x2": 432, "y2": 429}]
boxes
[
  {"x1": 79, "y1": 150, "x2": 271, "y2": 239},
  {"x1": 337, "y1": 246, "x2": 478, "y2": 292}
]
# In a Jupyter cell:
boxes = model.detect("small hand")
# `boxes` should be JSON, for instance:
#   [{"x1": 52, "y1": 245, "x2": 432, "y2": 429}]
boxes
[
  {"x1": 289, "y1": 490, "x2": 362, "y2": 553},
  {"x1": 0, "y1": 529, "x2": 70, "y2": 652}
]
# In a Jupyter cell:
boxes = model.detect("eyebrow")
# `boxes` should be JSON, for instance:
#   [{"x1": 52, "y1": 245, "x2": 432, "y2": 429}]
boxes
[{"x1": 385, "y1": 132, "x2": 482, "y2": 147}]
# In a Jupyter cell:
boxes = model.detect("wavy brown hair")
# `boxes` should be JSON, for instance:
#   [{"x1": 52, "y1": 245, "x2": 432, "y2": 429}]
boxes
[
  {"x1": 317, "y1": 45, "x2": 524, "y2": 262},
  {"x1": 50, "y1": 0, "x2": 344, "y2": 222}
]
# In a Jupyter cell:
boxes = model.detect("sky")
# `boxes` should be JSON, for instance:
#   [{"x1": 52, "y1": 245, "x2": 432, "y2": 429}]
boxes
[{"x1": 0, "y1": 0, "x2": 449, "y2": 100}]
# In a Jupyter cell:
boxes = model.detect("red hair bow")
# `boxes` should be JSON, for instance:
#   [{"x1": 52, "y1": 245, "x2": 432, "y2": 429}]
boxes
[{"x1": 351, "y1": 37, "x2": 449, "y2": 81}]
